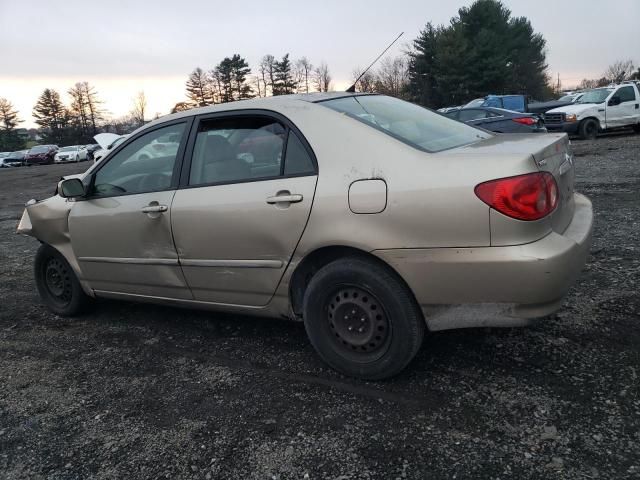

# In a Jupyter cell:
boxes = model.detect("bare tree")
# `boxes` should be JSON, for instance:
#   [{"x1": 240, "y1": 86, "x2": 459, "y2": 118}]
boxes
[
  {"x1": 352, "y1": 68, "x2": 377, "y2": 93},
  {"x1": 312, "y1": 62, "x2": 332, "y2": 92},
  {"x1": 130, "y1": 91, "x2": 147, "y2": 126},
  {"x1": 260, "y1": 55, "x2": 277, "y2": 96},
  {"x1": 604, "y1": 59, "x2": 635, "y2": 83},
  {"x1": 251, "y1": 75, "x2": 265, "y2": 97},
  {"x1": 296, "y1": 57, "x2": 313, "y2": 93},
  {"x1": 170, "y1": 102, "x2": 191, "y2": 114},
  {"x1": 375, "y1": 57, "x2": 409, "y2": 98}
]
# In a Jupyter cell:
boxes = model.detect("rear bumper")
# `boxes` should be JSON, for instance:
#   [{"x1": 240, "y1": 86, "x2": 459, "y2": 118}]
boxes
[
  {"x1": 546, "y1": 121, "x2": 580, "y2": 134},
  {"x1": 373, "y1": 193, "x2": 593, "y2": 331}
]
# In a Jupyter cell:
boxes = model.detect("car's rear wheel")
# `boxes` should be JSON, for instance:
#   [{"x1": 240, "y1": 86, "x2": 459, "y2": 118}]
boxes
[
  {"x1": 579, "y1": 118, "x2": 599, "y2": 140},
  {"x1": 35, "y1": 244, "x2": 91, "y2": 316},
  {"x1": 303, "y1": 257, "x2": 425, "y2": 380}
]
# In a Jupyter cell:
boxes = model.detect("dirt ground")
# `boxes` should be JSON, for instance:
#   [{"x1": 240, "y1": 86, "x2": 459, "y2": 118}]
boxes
[{"x1": 1, "y1": 133, "x2": 639, "y2": 480}]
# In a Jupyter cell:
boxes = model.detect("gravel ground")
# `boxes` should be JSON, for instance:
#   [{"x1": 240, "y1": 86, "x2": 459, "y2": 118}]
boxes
[{"x1": 1, "y1": 133, "x2": 639, "y2": 480}]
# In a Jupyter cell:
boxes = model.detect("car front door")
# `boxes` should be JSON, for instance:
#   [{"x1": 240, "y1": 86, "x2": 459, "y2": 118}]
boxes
[
  {"x1": 170, "y1": 113, "x2": 318, "y2": 306},
  {"x1": 606, "y1": 86, "x2": 637, "y2": 128},
  {"x1": 68, "y1": 120, "x2": 193, "y2": 299}
]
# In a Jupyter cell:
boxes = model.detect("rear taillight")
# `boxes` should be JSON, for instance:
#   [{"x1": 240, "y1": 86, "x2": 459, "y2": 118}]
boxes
[
  {"x1": 512, "y1": 117, "x2": 537, "y2": 126},
  {"x1": 475, "y1": 172, "x2": 558, "y2": 221}
]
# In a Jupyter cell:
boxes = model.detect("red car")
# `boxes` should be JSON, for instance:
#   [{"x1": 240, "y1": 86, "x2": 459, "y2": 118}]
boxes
[{"x1": 24, "y1": 145, "x2": 58, "y2": 166}]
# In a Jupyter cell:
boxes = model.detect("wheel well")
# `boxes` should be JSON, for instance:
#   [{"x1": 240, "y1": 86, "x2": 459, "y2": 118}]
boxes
[
  {"x1": 580, "y1": 117, "x2": 601, "y2": 129},
  {"x1": 289, "y1": 246, "x2": 421, "y2": 318}
]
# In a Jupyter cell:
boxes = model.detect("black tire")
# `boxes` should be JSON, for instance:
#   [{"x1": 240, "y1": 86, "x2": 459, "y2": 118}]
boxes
[
  {"x1": 633, "y1": 124, "x2": 640, "y2": 134},
  {"x1": 303, "y1": 257, "x2": 425, "y2": 380},
  {"x1": 34, "y1": 244, "x2": 91, "y2": 316},
  {"x1": 579, "y1": 118, "x2": 599, "y2": 140}
]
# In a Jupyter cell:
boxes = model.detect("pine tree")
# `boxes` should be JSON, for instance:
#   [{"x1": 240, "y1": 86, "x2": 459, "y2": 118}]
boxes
[
  {"x1": 273, "y1": 54, "x2": 297, "y2": 95},
  {"x1": 33, "y1": 89, "x2": 68, "y2": 144},
  {"x1": 230, "y1": 54, "x2": 253, "y2": 100},
  {"x1": 407, "y1": 0, "x2": 550, "y2": 108},
  {"x1": 213, "y1": 58, "x2": 235, "y2": 103},
  {"x1": 0, "y1": 98, "x2": 24, "y2": 150},
  {"x1": 185, "y1": 68, "x2": 214, "y2": 107}
]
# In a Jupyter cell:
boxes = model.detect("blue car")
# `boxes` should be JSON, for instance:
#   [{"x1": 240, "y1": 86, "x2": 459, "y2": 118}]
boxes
[{"x1": 444, "y1": 107, "x2": 547, "y2": 134}]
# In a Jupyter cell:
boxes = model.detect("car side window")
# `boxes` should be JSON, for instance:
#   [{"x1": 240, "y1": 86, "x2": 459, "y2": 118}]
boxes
[
  {"x1": 92, "y1": 122, "x2": 185, "y2": 197},
  {"x1": 189, "y1": 117, "x2": 286, "y2": 186},
  {"x1": 459, "y1": 109, "x2": 487, "y2": 122},
  {"x1": 284, "y1": 131, "x2": 315, "y2": 175},
  {"x1": 616, "y1": 86, "x2": 636, "y2": 103}
]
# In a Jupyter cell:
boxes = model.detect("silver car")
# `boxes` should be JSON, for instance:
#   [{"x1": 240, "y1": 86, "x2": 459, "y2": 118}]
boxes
[{"x1": 17, "y1": 93, "x2": 593, "y2": 379}]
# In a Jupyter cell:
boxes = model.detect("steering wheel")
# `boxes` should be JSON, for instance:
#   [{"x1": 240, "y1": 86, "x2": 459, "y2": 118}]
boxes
[
  {"x1": 138, "y1": 173, "x2": 169, "y2": 192},
  {"x1": 95, "y1": 183, "x2": 126, "y2": 194}
]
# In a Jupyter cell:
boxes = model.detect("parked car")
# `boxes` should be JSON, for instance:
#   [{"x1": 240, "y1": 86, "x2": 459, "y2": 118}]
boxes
[
  {"x1": 84, "y1": 144, "x2": 102, "y2": 161},
  {"x1": 17, "y1": 93, "x2": 593, "y2": 379},
  {"x1": 24, "y1": 145, "x2": 58, "y2": 165},
  {"x1": 0, "y1": 150, "x2": 28, "y2": 167},
  {"x1": 0, "y1": 152, "x2": 10, "y2": 160},
  {"x1": 528, "y1": 93, "x2": 584, "y2": 115},
  {"x1": 93, "y1": 134, "x2": 128, "y2": 163},
  {"x1": 444, "y1": 107, "x2": 546, "y2": 133},
  {"x1": 54, "y1": 145, "x2": 88, "y2": 163},
  {"x1": 464, "y1": 94, "x2": 528, "y2": 113},
  {"x1": 545, "y1": 84, "x2": 640, "y2": 139}
]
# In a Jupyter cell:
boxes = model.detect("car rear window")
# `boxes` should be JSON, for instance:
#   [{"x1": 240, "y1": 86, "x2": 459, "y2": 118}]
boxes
[{"x1": 320, "y1": 95, "x2": 491, "y2": 153}]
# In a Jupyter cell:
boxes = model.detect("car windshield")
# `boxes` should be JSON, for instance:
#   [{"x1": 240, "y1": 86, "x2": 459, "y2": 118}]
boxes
[
  {"x1": 29, "y1": 146, "x2": 49, "y2": 153},
  {"x1": 576, "y1": 89, "x2": 612, "y2": 104},
  {"x1": 321, "y1": 95, "x2": 491, "y2": 153},
  {"x1": 558, "y1": 95, "x2": 574, "y2": 101},
  {"x1": 464, "y1": 98, "x2": 485, "y2": 108},
  {"x1": 109, "y1": 137, "x2": 126, "y2": 149},
  {"x1": 59, "y1": 146, "x2": 76, "y2": 152}
]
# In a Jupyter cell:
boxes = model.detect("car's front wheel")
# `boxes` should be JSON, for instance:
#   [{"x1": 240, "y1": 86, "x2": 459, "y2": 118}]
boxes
[
  {"x1": 579, "y1": 118, "x2": 599, "y2": 140},
  {"x1": 303, "y1": 257, "x2": 425, "y2": 380},
  {"x1": 35, "y1": 244, "x2": 91, "y2": 316}
]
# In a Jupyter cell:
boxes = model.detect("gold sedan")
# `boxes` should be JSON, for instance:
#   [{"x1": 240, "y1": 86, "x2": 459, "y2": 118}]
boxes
[{"x1": 18, "y1": 93, "x2": 593, "y2": 379}]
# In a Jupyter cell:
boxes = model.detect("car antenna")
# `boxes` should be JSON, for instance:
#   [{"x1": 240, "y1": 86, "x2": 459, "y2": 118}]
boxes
[{"x1": 346, "y1": 32, "x2": 404, "y2": 93}]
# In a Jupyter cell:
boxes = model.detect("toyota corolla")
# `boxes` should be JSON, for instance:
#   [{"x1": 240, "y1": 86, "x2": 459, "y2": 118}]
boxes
[{"x1": 17, "y1": 93, "x2": 593, "y2": 379}]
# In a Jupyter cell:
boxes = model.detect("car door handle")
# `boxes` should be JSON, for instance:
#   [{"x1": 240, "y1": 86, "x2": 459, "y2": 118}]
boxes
[
  {"x1": 141, "y1": 204, "x2": 168, "y2": 213},
  {"x1": 266, "y1": 193, "x2": 303, "y2": 204}
]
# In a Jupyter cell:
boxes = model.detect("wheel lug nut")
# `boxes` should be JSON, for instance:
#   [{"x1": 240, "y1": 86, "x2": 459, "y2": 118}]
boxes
[
  {"x1": 348, "y1": 326, "x2": 353, "y2": 331},
  {"x1": 358, "y1": 327, "x2": 364, "y2": 333}
]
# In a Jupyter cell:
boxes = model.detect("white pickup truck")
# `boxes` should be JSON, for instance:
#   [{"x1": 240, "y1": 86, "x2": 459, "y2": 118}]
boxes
[{"x1": 544, "y1": 82, "x2": 640, "y2": 139}]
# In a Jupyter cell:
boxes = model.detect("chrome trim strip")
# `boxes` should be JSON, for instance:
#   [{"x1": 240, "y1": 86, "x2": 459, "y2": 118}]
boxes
[
  {"x1": 180, "y1": 259, "x2": 283, "y2": 269},
  {"x1": 78, "y1": 257, "x2": 179, "y2": 266}
]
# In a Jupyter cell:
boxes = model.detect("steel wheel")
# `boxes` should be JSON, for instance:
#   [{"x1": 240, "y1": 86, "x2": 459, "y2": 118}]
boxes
[
  {"x1": 43, "y1": 257, "x2": 73, "y2": 306},
  {"x1": 326, "y1": 286, "x2": 391, "y2": 362}
]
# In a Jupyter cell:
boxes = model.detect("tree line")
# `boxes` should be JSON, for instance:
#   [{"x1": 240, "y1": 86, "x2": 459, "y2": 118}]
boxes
[
  {"x1": 3, "y1": 0, "x2": 636, "y2": 151},
  {"x1": 176, "y1": 54, "x2": 332, "y2": 112}
]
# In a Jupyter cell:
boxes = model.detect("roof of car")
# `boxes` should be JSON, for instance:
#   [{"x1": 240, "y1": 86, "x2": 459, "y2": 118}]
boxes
[{"x1": 143, "y1": 92, "x2": 376, "y2": 131}]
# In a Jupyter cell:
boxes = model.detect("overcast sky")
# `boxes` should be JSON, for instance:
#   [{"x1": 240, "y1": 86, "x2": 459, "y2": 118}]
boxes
[{"x1": 1, "y1": 0, "x2": 638, "y2": 128}]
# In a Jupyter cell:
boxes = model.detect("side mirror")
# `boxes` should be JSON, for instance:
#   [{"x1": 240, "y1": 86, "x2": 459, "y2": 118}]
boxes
[
  {"x1": 608, "y1": 96, "x2": 621, "y2": 106},
  {"x1": 58, "y1": 178, "x2": 86, "y2": 198}
]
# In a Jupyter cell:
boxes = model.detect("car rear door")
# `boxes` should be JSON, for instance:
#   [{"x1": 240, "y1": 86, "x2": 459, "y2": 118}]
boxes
[
  {"x1": 68, "y1": 120, "x2": 193, "y2": 299},
  {"x1": 170, "y1": 112, "x2": 318, "y2": 306}
]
